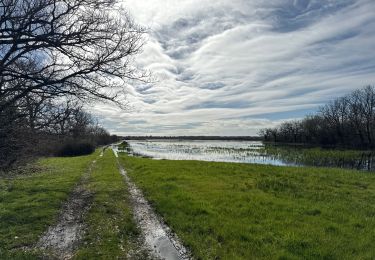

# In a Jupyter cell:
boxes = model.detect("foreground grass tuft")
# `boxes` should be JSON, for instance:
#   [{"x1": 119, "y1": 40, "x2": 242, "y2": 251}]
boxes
[
  {"x1": 75, "y1": 150, "x2": 149, "y2": 259},
  {"x1": 0, "y1": 153, "x2": 96, "y2": 259},
  {"x1": 120, "y1": 155, "x2": 375, "y2": 259}
]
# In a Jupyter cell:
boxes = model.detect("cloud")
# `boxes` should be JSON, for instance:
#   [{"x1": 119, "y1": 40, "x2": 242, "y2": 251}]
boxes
[{"x1": 91, "y1": 0, "x2": 375, "y2": 136}]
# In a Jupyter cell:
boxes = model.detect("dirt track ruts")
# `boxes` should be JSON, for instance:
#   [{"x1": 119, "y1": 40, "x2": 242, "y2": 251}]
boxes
[
  {"x1": 113, "y1": 146, "x2": 191, "y2": 260},
  {"x1": 36, "y1": 158, "x2": 96, "y2": 259}
]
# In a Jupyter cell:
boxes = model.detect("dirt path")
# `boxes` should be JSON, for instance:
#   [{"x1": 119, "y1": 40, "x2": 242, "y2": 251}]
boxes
[
  {"x1": 36, "y1": 158, "x2": 96, "y2": 259},
  {"x1": 113, "y1": 146, "x2": 191, "y2": 260}
]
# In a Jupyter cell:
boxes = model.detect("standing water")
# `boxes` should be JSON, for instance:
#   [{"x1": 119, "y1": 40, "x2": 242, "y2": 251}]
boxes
[
  {"x1": 120, "y1": 140, "x2": 375, "y2": 171},
  {"x1": 125, "y1": 140, "x2": 292, "y2": 166}
]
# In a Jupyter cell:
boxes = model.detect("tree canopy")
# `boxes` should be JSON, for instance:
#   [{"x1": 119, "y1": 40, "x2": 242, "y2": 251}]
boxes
[{"x1": 0, "y1": 0, "x2": 142, "y2": 169}]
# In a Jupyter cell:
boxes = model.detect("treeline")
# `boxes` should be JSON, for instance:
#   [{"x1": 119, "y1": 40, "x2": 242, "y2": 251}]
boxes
[
  {"x1": 260, "y1": 85, "x2": 375, "y2": 148},
  {"x1": 1, "y1": 96, "x2": 119, "y2": 169},
  {"x1": 0, "y1": 0, "x2": 144, "y2": 170}
]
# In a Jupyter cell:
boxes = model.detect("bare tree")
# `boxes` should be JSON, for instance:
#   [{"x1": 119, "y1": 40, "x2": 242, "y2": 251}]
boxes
[
  {"x1": 261, "y1": 86, "x2": 375, "y2": 148},
  {"x1": 0, "y1": 0, "x2": 145, "y2": 169},
  {"x1": 320, "y1": 97, "x2": 349, "y2": 145},
  {"x1": 348, "y1": 89, "x2": 366, "y2": 146},
  {"x1": 0, "y1": 0, "x2": 146, "y2": 112},
  {"x1": 358, "y1": 86, "x2": 375, "y2": 147}
]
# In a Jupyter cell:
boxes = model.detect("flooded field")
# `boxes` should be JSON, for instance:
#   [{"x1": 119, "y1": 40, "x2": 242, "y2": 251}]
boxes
[
  {"x1": 121, "y1": 140, "x2": 375, "y2": 171},
  {"x1": 125, "y1": 140, "x2": 290, "y2": 166}
]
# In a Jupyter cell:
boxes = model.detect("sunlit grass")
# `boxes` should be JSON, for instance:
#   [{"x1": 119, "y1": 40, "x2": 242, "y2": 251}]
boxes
[{"x1": 120, "y1": 155, "x2": 375, "y2": 259}]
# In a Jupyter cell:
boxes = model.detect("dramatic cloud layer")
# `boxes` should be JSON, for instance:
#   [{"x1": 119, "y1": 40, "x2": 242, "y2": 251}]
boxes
[{"x1": 92, "y1": 0, "x2": 375, "y2": 136}]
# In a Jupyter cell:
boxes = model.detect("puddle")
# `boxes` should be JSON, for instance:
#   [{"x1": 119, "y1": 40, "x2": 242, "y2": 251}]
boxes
[{"x1": 117, "y1": 161, "x2": 190, "y2": 259}]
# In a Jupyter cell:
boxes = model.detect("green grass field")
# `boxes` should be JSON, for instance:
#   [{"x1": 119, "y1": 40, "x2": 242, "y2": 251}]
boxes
[
  {"x1": 0, "y1": 149, "x2": 149, "y2": 259},
  {"x1": 120, "y1": 155, "x2": 375, "y2": 259},
  {"x1": 2, "y1": 148, "x2": 375, "y2": 259},
  {"x1": 0, "y1": 153, "x2": 96, "y2": 258}
]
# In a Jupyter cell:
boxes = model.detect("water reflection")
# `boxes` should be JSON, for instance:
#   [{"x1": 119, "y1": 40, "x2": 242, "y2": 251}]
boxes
[{"x1": 121, "y1": 140, "x2": 375, "y2": 171}]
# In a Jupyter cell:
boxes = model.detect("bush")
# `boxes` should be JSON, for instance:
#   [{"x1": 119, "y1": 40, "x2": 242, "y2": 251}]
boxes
[{"x1": 56, "y1": 142, "x2": 95, "y2": 157}]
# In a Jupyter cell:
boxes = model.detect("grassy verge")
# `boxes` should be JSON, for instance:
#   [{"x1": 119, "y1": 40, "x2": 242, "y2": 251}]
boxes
[
  {"x1": 0, "y1": 153, "x2": 96, "y2": 259},
  {"x1": 120, "y1": 155, "x2": 375, "y2": 259},
  {"x1": 75, "y1": 149, "x2": 148, "y2": 259}
]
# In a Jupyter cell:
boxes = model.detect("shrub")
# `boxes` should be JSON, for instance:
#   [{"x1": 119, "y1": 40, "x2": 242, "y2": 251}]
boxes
[{"x1": 56, "y1": 142, "x2": 95, "y2": 157}]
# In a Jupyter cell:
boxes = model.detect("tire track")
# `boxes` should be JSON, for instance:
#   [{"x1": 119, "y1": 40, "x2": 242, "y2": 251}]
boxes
[
  {"x1": 113, "y1": 146, "x2": 191, "y2": 260},
  {"x1": 36, "y1": 158, "x2": 96, "y2": 259}
]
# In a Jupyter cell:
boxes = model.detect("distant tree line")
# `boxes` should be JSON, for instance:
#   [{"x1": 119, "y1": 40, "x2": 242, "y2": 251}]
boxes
[
  {"x1": 260, "y1": 86, "x2": 375, "y2": 148},
  {"x1": 0, "y1": 0, "x2": 145, "y2": 170}
]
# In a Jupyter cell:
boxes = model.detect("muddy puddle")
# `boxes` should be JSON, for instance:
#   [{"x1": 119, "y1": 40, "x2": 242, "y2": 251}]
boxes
[{"x1": 115, "y1": 148, "x2": 190, "y2": 259}]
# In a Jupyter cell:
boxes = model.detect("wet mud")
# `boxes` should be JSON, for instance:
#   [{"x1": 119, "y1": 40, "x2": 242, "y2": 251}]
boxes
[
  {"x1": 36, "y1": 160, "x2": 94, "y2": 259},
  {"x1": 117, "y1": 159, "x2": 191, "y2": 260}
]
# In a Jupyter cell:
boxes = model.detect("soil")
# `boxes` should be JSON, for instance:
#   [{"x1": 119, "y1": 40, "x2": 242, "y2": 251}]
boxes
[
  {"x1": 36, "y1": 160, "x2": 95, "y2": 259},
  {"x1": 117, "y1": 158, "x2": 191, "y2": 260}
]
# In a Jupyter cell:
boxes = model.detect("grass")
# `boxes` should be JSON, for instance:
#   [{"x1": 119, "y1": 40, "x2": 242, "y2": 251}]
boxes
[
  {"x1": 120, "y1": 155, "x2": 375, "y2": 259},
  {"x1": 2, "y1": 145, "x2": 375, "y2": 259},
  {"x1": 0, "y1": 149, "x2": 147, "y2": 259},
  {"x1": 75, "y1": 149, "x2": 148, "y2": 259},
  {"x1": 0, "y1": 153, "x2": 96, "y2": 259}
]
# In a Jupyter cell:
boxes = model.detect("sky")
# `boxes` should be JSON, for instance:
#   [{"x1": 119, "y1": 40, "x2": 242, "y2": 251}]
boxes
[{"x1": 92, "y1": 0, "x2": 375, "y2": 136}]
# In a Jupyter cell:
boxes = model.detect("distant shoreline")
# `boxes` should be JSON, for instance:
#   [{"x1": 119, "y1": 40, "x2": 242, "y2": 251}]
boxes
[{"x1": 122, "y1": 136, "x2": 262, "y2": 141}]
